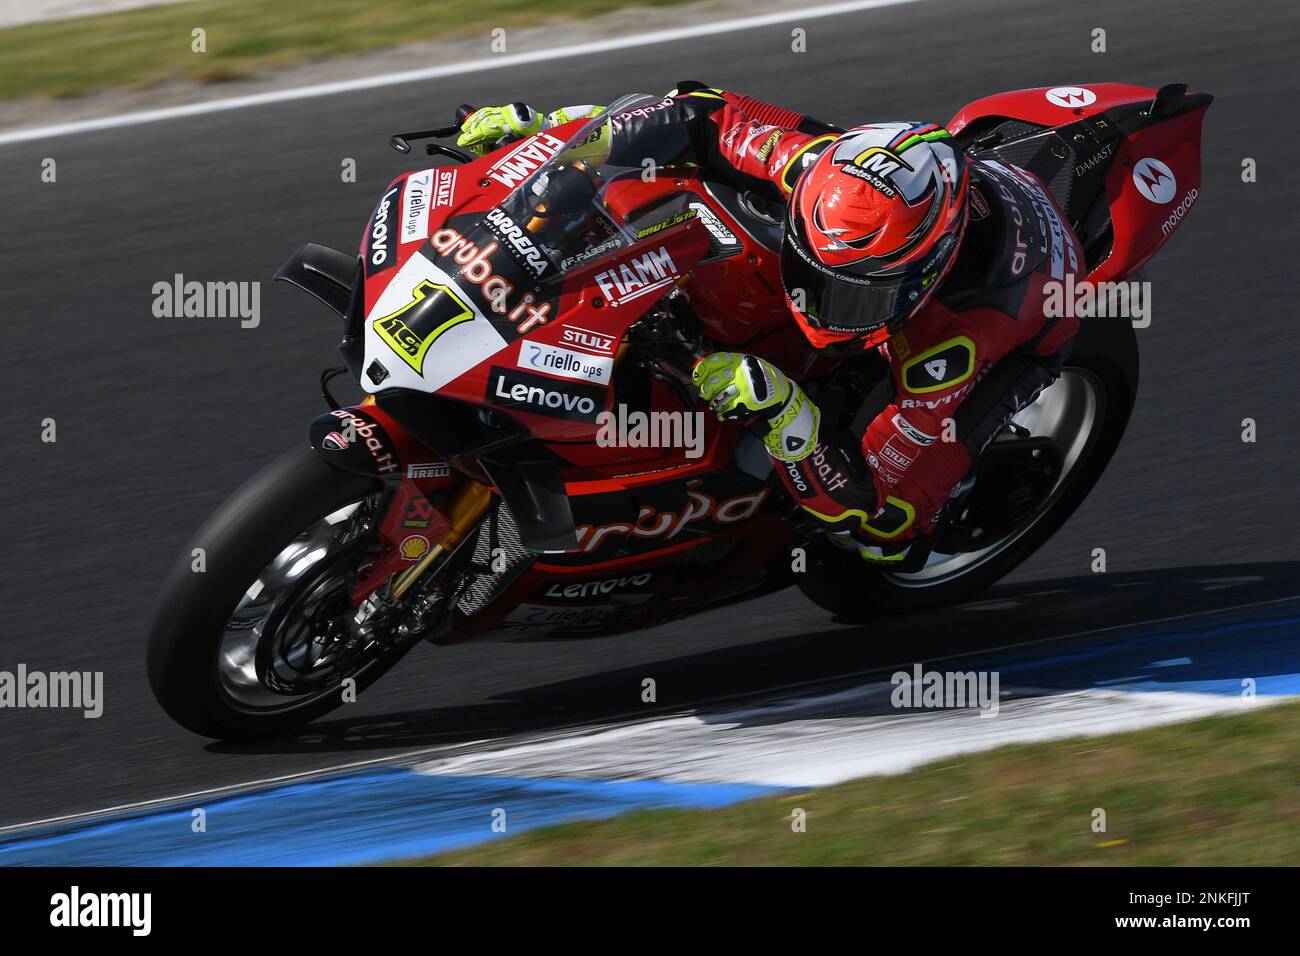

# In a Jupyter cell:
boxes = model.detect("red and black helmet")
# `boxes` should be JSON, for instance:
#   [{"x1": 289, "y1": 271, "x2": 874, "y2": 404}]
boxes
[{"x1": 781, "y1": 122, "x2": 969, "y2": 349}]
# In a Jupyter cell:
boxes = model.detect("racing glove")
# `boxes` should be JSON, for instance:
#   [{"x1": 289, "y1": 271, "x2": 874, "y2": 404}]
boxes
[
  {"x1": 692, "y1": 352, "x2": 820, "y2": 462},
  {"x1": 456, "y1": 103, "x2": 606, "y2": 156}
]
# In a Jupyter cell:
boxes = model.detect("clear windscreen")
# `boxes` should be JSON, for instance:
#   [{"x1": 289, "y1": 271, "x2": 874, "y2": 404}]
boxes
[{"x1": 495, "y1": 92, "x2": 695, "y2": 277}]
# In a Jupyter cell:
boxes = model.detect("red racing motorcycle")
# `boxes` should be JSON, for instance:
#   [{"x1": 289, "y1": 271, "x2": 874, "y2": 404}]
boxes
[{"x1": 148, "y1": 84, "x2": 1210, "y2": 738}]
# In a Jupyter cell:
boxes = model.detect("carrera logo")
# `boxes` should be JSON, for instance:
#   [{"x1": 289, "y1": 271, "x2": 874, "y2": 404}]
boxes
[
  {"x1": 372, "y1": 279, "x2": 475, "y2": 375},
  {"x1": 367, "y1": 186, "x2": 400, "y2": 272},
  {"x1": 484, "y1": 207, "x2": 549, "y2": 277},
  {"x1": 487, "y1": 366, "x2": 605, "y2": 422},
  {"x1": 542, "y1": 572, "x2": 653, "y2": 599},
  {"x1": 520, "y1": 341, "x2": 613, "y2": 385},
  {"x1": 573, "y1": 488, "x2": 769, "y2": 553},
  {"x1": 560, "y1": 324, "x2": 616, "y2": 356},
  {"x1": 1132, "y1": 157, "x2": 1178, "y2": 204},
  {"x1": 594, "y1": 246, "x2": 678, "y2": 307},
  {"x1": 487, "y1": 133, "x2": 565, "y2": 188},
  {"x1": 401, "y1": 171, "x2": 432, "y2": 244}
]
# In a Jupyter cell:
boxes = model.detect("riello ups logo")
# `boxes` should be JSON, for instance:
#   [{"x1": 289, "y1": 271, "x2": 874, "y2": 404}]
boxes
[{"x1": 373, "y1": 279, "x2": 475, "y2": 375}]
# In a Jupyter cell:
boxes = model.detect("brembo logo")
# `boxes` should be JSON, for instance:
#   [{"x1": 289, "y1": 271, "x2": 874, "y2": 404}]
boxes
[{"x1": 594, "y1": 246, "x2": 678, "y2": 306}]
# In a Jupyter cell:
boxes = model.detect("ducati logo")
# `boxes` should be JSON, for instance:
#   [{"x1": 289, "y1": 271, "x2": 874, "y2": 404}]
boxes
[
  {"x1": 1044, "y1": 86, "x2": 1097, "y2": 109},
  {"x1": 1132, "y1": 157, "x2": 1178, "y2": 204},
  {"x1": 924, "y1": 358, "x2": 948, "y2": 380}
]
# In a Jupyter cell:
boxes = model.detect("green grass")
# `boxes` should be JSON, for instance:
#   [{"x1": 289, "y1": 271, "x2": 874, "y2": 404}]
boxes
[
  {"x1": 0, "y1": 0, "x2": 695, "y2": 101},
  {"x1": 404, "y1": 700, "x2": 1300, "y2": 865}
]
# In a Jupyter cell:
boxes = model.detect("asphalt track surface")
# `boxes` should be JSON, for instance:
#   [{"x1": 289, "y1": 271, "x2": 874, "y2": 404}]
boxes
[{"x1": 1, "y1": 0, "x2": 1298, "y2": 831}]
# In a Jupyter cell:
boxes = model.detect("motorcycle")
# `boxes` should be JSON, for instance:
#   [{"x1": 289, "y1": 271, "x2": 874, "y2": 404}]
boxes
[{"x1": 148, "y1": 83, "x2": 1211, "y2": 738}]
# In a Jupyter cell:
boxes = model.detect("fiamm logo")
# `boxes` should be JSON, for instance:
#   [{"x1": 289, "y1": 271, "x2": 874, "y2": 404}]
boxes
[{"x1": 373, "y1": 279, "x2": 475, "y2": 375}]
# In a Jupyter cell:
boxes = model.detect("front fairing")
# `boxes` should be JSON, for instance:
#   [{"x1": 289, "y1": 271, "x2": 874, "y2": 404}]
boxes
[{"x1": 354, "y1": 94, "x2": 714, "y2": 440}]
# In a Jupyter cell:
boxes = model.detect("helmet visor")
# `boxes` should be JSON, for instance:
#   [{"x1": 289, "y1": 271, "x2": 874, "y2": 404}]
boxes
[{"x1": 780, "y1": 228, "x2": 959, "y2": 336}]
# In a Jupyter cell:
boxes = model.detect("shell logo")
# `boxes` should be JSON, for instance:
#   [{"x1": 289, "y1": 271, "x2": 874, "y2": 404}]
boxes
[{"x1": 399, "y1": 535, "x2": 430, "y2": 561}]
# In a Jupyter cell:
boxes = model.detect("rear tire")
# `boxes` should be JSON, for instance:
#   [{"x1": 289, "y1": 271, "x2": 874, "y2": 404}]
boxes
[
  {"x1": 798, "y1": 320, "x2": 1138, "y2": 617},
  {"x1": 147, "y1": 445, "x2": 408, "y2": 739}
]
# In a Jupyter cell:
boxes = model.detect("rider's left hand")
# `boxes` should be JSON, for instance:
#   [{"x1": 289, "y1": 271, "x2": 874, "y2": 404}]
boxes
[
  {"x1": 456, "y1": 103, "x2": 542, "y2": 156},
  {"x1": 692, "y1": 352, "x2": 820, "y2": 462}
]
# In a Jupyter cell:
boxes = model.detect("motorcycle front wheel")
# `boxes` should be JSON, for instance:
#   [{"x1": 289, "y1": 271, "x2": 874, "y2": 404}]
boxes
[{"x1": 147, "y1": 445, "x2": 414, "y2": 739}]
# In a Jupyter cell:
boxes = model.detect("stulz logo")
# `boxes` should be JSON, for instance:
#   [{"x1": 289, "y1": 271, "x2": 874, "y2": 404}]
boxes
[
  {"x1": 484, "y1": 207, "x2": 549, "y2": 277},
  {"x1": 521, "y1": 341, "x2": 612, "y2": 385},
  {"x1": 487, "y1": 366, "x2": 604, "y2": 422},
  {"x1": 594, "y1": 246, "x2": 678, "y2": 306},
  {"x1": 1132, "y1": 157, "x2": 1177, "y2": 204},
  {"x1": 573, "y1": 488, "x2": 769, "y2": 553},
  {"x1": 543, "y1": 572, "x2": 653, "y2": 599},
  {"x1": 488, "y1": 132, "x2": 565, "y2": 187},
  {"x1": 561, "y1": 324, "x2": 616, "y2": 356},
  {"x1": 1161, "y1": 187, "x2": 1199, "y2": 236},
  {"x1": 368, "y1": 186, "x2": 400, "y2": 270}
]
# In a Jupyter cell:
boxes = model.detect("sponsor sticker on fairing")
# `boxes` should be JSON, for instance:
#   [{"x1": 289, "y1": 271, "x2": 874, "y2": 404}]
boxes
[
  {"x1": 407, "y1": 461, "x2": 451, "y2": 479},
  {"x1": 486, "y1": 366, "x2": 605, "y2": 422},
  {"x1": 519, "y1": 341, "x2": 613, "y2": 385},
  {"x1": 483, "y1": 206, "x2": 550, "y2": 277},
  {"x1": 593, "y1": 246, "x2": 679, "y2": 307},
  {"x1": 560, "y1": 324, "x2": 617, "y2": 356},
  {"x1": 487, "y1": 132, "x2": 565, "y2": 188},
  {"x1": 401, "y1": 170, "x2": 433, "y2": 244},
  {"x1": 689, "y1": 201, "x2": 740, "y2": 247}
]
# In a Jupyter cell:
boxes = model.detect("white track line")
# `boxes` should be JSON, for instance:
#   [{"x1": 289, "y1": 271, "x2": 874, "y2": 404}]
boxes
[
  {"x1": 2, "y1": 592, "x2": 1294, "y2": 838},
  {"x1": 0, "y1": 0, "x2": 926, "y2": 147}
]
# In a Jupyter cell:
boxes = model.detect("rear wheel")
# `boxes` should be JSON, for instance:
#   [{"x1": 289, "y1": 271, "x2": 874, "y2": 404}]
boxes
[
  {"x1": 147, "y1": 445, "x2": 414, "y2": 739},
  {"x1": 797, "y1": 325, "x2": 1137, "y2": 617}
]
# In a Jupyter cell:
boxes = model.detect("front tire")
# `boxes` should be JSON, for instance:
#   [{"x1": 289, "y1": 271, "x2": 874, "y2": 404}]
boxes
[{"x1": 147, "y1": 445, "x2": 408, "y2": 739}]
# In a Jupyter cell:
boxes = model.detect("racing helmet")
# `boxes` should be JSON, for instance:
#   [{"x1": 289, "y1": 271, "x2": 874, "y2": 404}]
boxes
[{"x1": 781, "y1": 122, "x2": 969, "y2": 349}]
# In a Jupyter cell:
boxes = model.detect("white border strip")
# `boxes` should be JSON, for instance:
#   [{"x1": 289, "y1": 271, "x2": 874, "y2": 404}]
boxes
[
  {"x1": 2, "y1": 592, "x2": 1295, "y2": 837},
  {"x1": 0, "y1": 0, "x2": 925, "y2": 147}
]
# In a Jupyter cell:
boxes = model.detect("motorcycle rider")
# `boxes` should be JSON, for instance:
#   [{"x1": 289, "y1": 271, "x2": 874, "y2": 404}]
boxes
[{"x1": 457, "y1": 86, "x2": 1082, "y2": 563}]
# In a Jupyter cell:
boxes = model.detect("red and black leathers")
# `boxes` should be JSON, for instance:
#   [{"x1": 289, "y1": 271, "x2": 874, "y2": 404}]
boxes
[{"x1": 607, "y1": 83, "x2": 1083, "y2": 544}]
